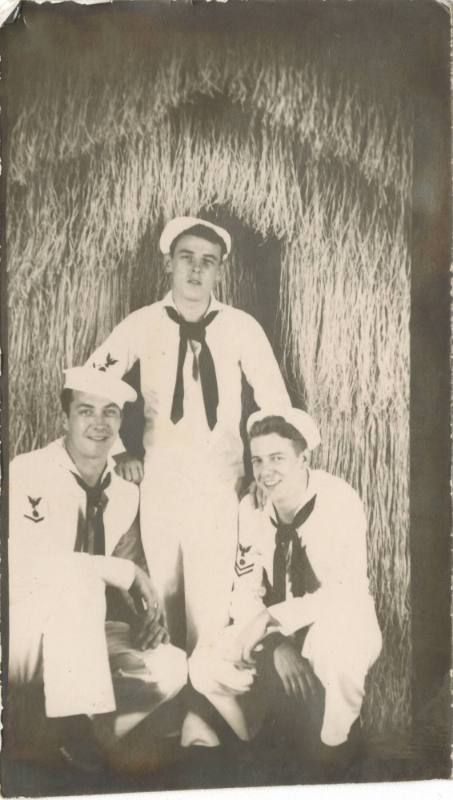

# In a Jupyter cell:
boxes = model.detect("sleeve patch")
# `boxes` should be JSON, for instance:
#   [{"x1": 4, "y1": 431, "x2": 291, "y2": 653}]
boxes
[
  {"x1": 24, "y1": 496, "x2": 45, "y2": 523},
  {"x1": 234, "y1": 542, "x2": 254, "y2": 577}
]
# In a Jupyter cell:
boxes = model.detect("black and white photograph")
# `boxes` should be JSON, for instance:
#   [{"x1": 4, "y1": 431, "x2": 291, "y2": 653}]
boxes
[{"x1": 1, "y1": 0, "x2": 451, "y2": 796}]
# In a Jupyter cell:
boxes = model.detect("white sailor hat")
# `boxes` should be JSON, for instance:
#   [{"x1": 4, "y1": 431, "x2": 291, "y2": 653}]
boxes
[
  {"x1": 159, "y1": 216, "x2": 232, "y2": 256},
  {"x1": 63, "y1": 367, "x2": 137, "y2": 408},
  {"x1": 246, "y1": 408, "x2": 321, "y2": 451}
]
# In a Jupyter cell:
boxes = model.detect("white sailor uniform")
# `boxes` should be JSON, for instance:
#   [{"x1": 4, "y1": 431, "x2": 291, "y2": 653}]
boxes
[
  {"x1": 87, "y1": 292, "x2": 290, "y2": 651},
  {"x1": 9, "y1": 439, "x2": 187, "y2": 734},
  {"x1": 186, "y1": 469, "x2": 382, "y2": 747}
]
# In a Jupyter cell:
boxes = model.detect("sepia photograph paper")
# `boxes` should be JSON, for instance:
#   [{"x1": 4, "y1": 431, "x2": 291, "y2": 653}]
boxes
[{"x1": 0, "y1": 0, "x2": 451, "y2": 797}]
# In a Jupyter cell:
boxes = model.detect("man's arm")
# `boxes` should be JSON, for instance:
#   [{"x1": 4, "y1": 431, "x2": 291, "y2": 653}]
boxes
[
  {"x1": 110, "y1": 515, "x2": 169, "y2": 650},
  {"x1": 113, "y1": 453, "x2": 144, "y2": 484},
  {"x1": 111, "y1": 513, "x2": 148, "y2": 574},
  {"x1": 78, "y1": 553, "x2": 136, "y2": 590},
  {"x1": 77, "y1": 553, "x2": 169, "y2": 650},
  {"x1": 228, "y1": 496, "x2": 269, "y2": 627},
  {"x1": 86, "y1": 312, "x2": 141, "y2": 378},
  {"x1": 269, "y1": 637, "x2": 320, "y2": 702},
  {"x1": 106, "y1": 514, "x2": 148, "y2": 622},
  {"x1": 238, "y1": 313, "x2": 291, "y2": 410},
  {"x1": 127, "y1": 564, "x2": 170, "y2": 650},
  {"x1": 87, "y1": 312, "x2": 145, "y2": 480},
  {"x1": 230, "y1": 486, "x2": 371, "y2": 655},
  {"x1": 224, "y1": 607, "x2": 319, "y2": 703}
]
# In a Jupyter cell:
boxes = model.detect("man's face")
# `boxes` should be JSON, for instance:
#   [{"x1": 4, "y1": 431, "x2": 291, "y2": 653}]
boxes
[
  {"x1": 167, "y1": 234, "x2": 223, "y2": 304},
  {"x1": 63, "y1": 390, "x2": 122, "y2": 461},
  {"x1": 250, "y1": 433, "x2": 307, "y2": 505}
]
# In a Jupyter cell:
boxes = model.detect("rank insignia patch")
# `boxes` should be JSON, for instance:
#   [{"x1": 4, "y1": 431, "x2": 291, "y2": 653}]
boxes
[
  {"x1": 235, "y1": 543, "x2": 254, "y2": 577},
  {"x1": 24, "y1": 496, "x2": 44, "y2": 523}
]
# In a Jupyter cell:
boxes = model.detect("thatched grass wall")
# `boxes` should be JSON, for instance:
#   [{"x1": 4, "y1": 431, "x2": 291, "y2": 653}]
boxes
[{"x1": 6, "y1": 7, "x2": 412, "y2": 735}]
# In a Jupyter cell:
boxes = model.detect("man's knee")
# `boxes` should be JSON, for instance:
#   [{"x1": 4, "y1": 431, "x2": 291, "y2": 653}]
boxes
[
  {"x1": 141, "y1": 643, "x2": 188, "y2": 699},
  {"x1": 305, "y1": 617, "x2": 380, "y2": 686},
  {"x1": 187, "y1": 644, "x2": 226, "y2": 696},
  {"x1": 188, "y1": 642, "x2": 256, "y2": 699}
]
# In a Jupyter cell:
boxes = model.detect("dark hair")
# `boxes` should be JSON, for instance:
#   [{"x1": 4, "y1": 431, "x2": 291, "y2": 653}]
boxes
[
  {"x1": 248, "y1": 415, "x2": 307, "y2": 455},
  {"x1": 169, "y1": 224, "x2": 227, "y2": 257},
  {"x1": 60, "y1": 388, "x2": 74, "y2": 415}
]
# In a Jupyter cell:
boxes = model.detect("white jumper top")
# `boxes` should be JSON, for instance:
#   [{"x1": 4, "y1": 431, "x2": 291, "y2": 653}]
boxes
[
  {"x1": 9, "y1": 438, "x2": 140, "y2": 592},
  {"x1": 88, "y1": 292, "x2": 291, "y2": 481},
  {"x1": 230, "y1": 469, "x2": 380, "y2": 637}
]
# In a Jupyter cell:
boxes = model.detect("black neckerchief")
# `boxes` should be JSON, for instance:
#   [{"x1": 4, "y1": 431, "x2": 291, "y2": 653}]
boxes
[{"x1": 165, "y1": 305, "x2": 219, "y2": 430}]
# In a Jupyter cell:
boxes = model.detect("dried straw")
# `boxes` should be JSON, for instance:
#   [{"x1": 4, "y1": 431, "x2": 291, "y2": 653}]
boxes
[{"x1": 7, "y1": 28, "x2": 412, "y2": 734}]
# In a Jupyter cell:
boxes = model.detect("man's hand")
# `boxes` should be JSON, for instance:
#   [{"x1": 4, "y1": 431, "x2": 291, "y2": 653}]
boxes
[
  {"x1": 129, "y1": 565, "x2": 169, "y2": 650},
  {"x1": 225, "y1": 609, "x2": 276, "y2": 665},
  {"x1": 132, "y1": 614, "x2": 169, "y2": 651},
  {"x1": 273, "y1": 639, "x2": 318, "y2": 701},
  {"x1": 114, "y1": 454, "x2": 144, "y2": 484}
]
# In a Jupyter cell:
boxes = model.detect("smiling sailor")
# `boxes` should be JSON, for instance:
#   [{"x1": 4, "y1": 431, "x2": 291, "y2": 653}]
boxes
[
  {"x1": 8, "y1": 367, "x2": 187, "y2": 768},
  {"x1": 186, "y1": 408, "x2": 382, "y2": 777},
  {"x1": 85, "y1": 216, "x2": 291, "y2": 652}
]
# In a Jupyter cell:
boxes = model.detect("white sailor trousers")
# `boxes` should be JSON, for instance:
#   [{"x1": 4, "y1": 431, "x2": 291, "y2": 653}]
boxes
[
  {"x1": 9, "y1": 550, "x2": 188, "y2": 729},
  {"x1": 105, "y1": 621, "x2": 188, "y2": 737},
  {"x1": 140, "y1": 447, "x2": 239, "y2": 653},
  {"x1": 301, "y1": 593, "x2": 382, "y2": 745},
  {"x1": 9, "y1": 551, "x2": 116, "y2": 717},
  {"x1": 185, "y1": 596, "x2": 382, "y2": 748}
]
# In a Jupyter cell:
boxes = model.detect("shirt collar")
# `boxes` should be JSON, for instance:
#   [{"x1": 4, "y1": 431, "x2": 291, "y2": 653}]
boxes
[
  {"x1": 52, "y1": 437, "x2": 115, "y2": 482},
  {"x1": 264, "y1": 468, "x2": 317, "y2": 522},
  {"x1": 161, "y1": 290, "x2": 223, "y2": 316}
]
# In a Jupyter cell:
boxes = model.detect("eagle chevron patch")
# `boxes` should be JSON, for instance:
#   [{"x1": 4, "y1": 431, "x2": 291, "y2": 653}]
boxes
[
  {"x1": 24, "y1": 496, "x2": 44, "y2": 523},
  {"x1": 235, "y1": 562, "x2": 254, "y2": 578}
]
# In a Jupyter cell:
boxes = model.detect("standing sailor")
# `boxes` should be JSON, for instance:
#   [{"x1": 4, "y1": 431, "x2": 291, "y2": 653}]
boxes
[
  {"x1": 187, "y1": 409, "x2": 382, "y2": 775},
  {"x1": 8, "y1": 367, "x2": 187, "y2": 766},
  {"x1": 87, "y1": 217, "x2": 291, "y2": 651}
]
